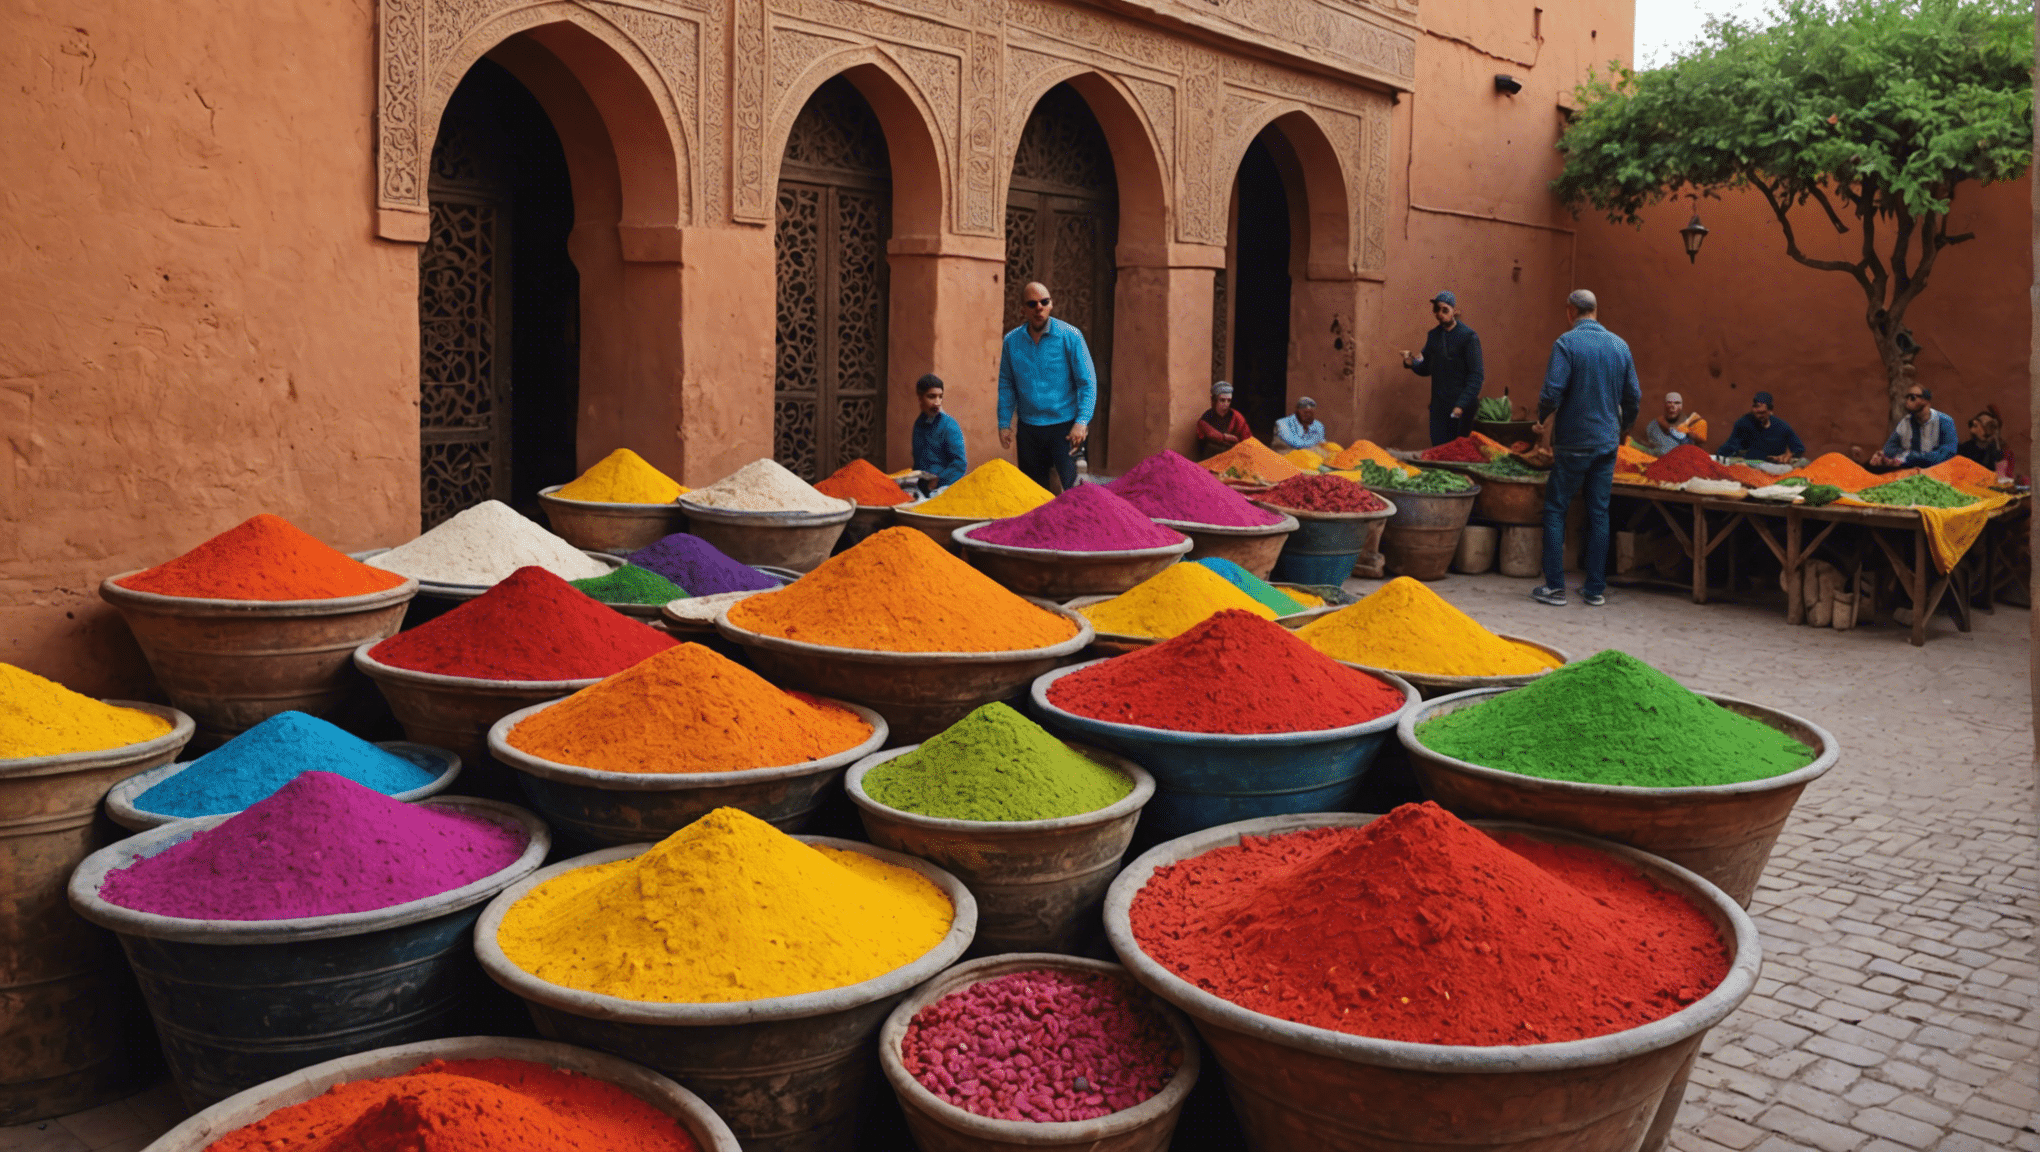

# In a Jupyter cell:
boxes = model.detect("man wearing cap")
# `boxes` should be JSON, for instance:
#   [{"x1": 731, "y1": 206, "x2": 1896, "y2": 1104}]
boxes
[
  {"x1": 1638, "y1": 392, "x2": 1707, "y2": 456},
  {"x1": 1273, "y1": 398, "x2": 1327, "y2": 452},
  {"x1": 1195, "y1": 382, "x2": 1252, "y2": 460},
  {"x1": 1869, "y1": 385, "x2": 1958, "y2": 471},
  {"x1": 1401, "y1": 291, "x2": 1485, "y2": 445},
  {"x1": 1531, "y1": 289, "x2": 1640, "y2": 609},
  {"x1": 1717, "y1": 393, "x2": 1805, "y2": 464},
  {"x1": 998, "y1": 280, "x2": 1098, "y2": 491}
]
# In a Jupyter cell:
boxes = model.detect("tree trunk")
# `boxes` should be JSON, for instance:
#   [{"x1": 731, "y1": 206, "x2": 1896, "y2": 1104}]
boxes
[{"x1": 1872, "y1": 327, "x2": 1914, "y2": 430}]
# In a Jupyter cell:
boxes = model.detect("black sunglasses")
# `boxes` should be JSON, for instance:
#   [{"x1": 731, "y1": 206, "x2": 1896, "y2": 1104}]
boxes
[{"x1": 1024, "y1": 298, "x2": 1052, "y2": 308}]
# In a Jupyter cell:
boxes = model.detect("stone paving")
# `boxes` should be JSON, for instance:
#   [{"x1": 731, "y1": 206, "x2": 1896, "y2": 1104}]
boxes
[{"x1": 2, "y1": 571, "x2": 2032, "y2": 1151}]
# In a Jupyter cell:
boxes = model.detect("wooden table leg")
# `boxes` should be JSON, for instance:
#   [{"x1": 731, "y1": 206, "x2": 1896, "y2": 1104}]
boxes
[
  {"x1": 1912, "y1": 529, "x2": 1929, "y2": 646},
  {"x1": 1785, "y1": 512, "x2": 1804, "y2": 625},
  {"x1": 1693, "y1": 503, "x2": 1709, "y2": 604}
]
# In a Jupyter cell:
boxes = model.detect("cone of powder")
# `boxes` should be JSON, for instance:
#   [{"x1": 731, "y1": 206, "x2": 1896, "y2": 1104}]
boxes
[
  {"x1": 816, "y1": 458, "x2": 913, "y2": 506},
  {"x1": 368, "y1": 566, "x2": 676, "y2": 680},
  {"x1": 1106, "y1": 451, "x2": 1283, "y2": 527},
  {"x1": 553, "y1": 448, "x2": 687, "y2": 503},
  {"x1": 117, "y1": 514, "x2": 408, "y2": 601},
  {"x1": 1, "y1": 663, "x2": 173, "y2": 758},
  {"x1": 863, "y1": 703, "x2": 1132, "y2": 821},
  {"x1": 367, "y1": 501, "x2": 611, "y2": 585},
  {"x1": 1190, "y1": 558, "x2": 1310, "y2": 615},
  {"x1": 133, "y1": 711, "x2": 435, "y2": 818},
  {"x1": 914, "y1": 460, "x2": 1055, "y2": 519},
  {"x1": 1197, "y1": 438, "x2": 1303, "y2": 485},
  {"x1": 971, "y1": 484, "x2": 1184, "y2": 552},
  {"x1": 1076, "y1": 563, "x2": 1276, "y2": 640},
  {"x1": 627, "y1": 533, "x2": 780, "y2": 596},
  {"x1": 1295, "y1": 578, "x2": 1557, "y2": 677}
]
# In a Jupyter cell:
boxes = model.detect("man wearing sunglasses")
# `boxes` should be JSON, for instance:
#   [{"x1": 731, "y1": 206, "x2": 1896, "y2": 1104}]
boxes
[
  {"x1": 1869, "y1": 385, "x2": 1958, "y2": 471},
  {"x1": 998, "y1": 281, "x2": 1098, "y2": 491},
  {"x1": 1400, "y1": 291, "x2": 1486, "y2": 445}
]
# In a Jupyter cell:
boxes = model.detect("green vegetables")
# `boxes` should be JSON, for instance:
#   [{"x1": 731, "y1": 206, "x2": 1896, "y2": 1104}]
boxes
[
  {"x1": 1359, "y1": 459, "x2": 1474, "y2": 492},
  {"x1": 1470, "y1": 456, "x2": 1548, "y2": 481},
  {"x1": 1799, "y1": 484, "x2": 1842, "y2": 507},
  {"x1": 1775, "y1": 477, "x2": 1812, "y2": 489},
  {"x1": 1476, "y1": 396, "x2": 1514, "y2": 422},
  {"x1": 1856, "y1": 475, "x2": 1979, "y2": 509}
]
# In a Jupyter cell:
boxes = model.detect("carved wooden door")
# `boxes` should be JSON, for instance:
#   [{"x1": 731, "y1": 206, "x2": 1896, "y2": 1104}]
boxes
[
  {"x1": 1005, "y1": 85, "x2": 1118, "y2": 470},
  {"x1": 419, "y1": 171, "x2": 513, "y2": 530},
  {"x1": 775, "y1": 78, "x2": 891, "y2": 482}
]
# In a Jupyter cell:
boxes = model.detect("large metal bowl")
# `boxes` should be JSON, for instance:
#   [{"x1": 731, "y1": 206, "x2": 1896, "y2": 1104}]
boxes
[
  {"x1": 1151, "y1": 515, "x2": 1299, "y2": 580},
  {"x1": 537, "y1": 485, "x2": 689, "y2": 555},
  {"x1": 351, "y1": 641, "x2": 608, "y2": 770},
  {"x1": 103, "y1": 737, "x2": 461, "y2": 832},
  {"x1": 893, "y1": 504, "x2": 992, "y2": 555},
  {"x1": 676, "y1": 499, "x2": 853, "y2": 574},
  {"x1": 953, "y1": 521, "x2": 1192, "y2": 599}
]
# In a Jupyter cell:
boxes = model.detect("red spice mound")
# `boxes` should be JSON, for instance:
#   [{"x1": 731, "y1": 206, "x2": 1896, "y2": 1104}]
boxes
[
  {"x1": 201, "y1": 1057, "x2": 700, "y2": 1151},
  {"x1": 1419, "y1": 437, "x2": 1486, "y2": 463},
  {"x1": 1261, "y1": 475, "x2": 1389, "y2": 514},
  {"x1": 815, "y1": 458, "x2": 911, "y2": 506},
  {"x1": 118, "y1": 515, "x2": 409, "y2": 601},
  {"x1": 1131, "y1": 803, "x2": 1731, "y2": 1046},
  {"x1": 1642, "y1": 445, "x2": 1733, "y2": 484},
  {"x1": 1047, "y1": 609, "x2": 1404, "y2": 734},
  {"x1": 370, "y1": 566, "x2": 676, "y2": 680}
]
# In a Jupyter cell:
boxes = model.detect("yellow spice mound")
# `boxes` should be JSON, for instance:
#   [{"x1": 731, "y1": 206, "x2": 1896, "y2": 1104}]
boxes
[
  {"x1": 1, "y1": 664, "x2": 173, "y2": 758},
  {"x1": 1296, "y1": 577, "x2": 1561, "y2": 676},
  {"x1": 726, "y1": 527, "x2": 1078, "y2": 652},
  {"x1": 1283, "y1": 449, "x2": 1327, "y2": 471},
  {"x1": 554, "y1": 448, "x2": 687, "y2": 503},
  {"x1": 1080, "y1": 562, "x2": 1278, "y2": 639},
  {"x1": 1328, "y1": 441, "x2": 1418, "y2": 475},
  {"x1": 1198, "y1": 438, "x2": 1302, "y2": 485},
  {"x1": 915, "y1": 460, "x2": 1054, "y2": 519},
  {"x1": 497, "y1": 807, "x2": 953, "y2": 1002}
]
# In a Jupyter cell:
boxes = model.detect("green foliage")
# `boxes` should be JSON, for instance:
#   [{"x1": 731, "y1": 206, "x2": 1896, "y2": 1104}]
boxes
[{"x1": 1476, "y1": 396, "x2": 1514, "y2": 422}]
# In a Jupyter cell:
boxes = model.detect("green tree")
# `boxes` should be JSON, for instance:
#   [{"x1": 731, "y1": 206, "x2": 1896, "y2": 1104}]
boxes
[{"x1": 1554, "y1": 0, "x2": 2032, "y2": 424}]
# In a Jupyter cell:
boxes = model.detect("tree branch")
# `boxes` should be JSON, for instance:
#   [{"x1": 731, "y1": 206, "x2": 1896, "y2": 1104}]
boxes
[
  {"x1": 1806, "y1": 184, "x2": 1852, "y2": 233},
  {"x1": 1858, "y1": 179, "x2": 1887, "y2": 310},
  {"x1": 1747, "y1": 171, "x2": 1872, "y2": 287}
]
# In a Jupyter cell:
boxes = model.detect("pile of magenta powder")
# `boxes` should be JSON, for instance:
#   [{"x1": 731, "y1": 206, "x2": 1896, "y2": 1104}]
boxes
[
  {"x1": 900, "y1": 968, "x2": 1182, "y2": 1123},
  {"x1": 98, "y1": 771, "x2": 527, "y2": 921},
  {"x1": 972, "y1": 483, "x2": 1185, "y2": 552},
  {"x1": 1106, "y1": 450, "x2": 1285, "y2": 527}
]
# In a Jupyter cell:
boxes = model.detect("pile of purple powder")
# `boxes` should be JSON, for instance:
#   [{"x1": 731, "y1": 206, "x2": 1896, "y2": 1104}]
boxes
[
  {"x1": 97, "y1": 771, "x2": 527, "y2": 921},
  {"x1": 971, "y1": 484, "x2": 1185, "y2": 552},
  {"x1": 627, "y1": 533, "x2": 780, "y2": 595},
  {"x1": 1107, "y1": 451, "x2": 1285, "y2": 527},
  {"x1": 901, "y1": 968, "x2": 1182, "y2": 1123}
]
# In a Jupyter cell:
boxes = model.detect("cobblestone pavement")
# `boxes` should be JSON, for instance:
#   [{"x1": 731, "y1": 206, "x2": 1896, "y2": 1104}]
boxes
[{"x1": 4, "y1": 571, "x2": 2032, "y2": 1151}]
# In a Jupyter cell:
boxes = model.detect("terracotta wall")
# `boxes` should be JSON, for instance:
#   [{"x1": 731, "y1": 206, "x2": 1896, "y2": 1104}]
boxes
[{"x1": 1, "y1": 0, "x2": 416, "y2": 694}]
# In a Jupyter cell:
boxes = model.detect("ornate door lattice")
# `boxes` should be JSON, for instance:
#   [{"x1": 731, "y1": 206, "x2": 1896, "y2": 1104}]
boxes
[
  {"x1": 1004, "y1": 84, "x2": 1119, "y2": 470},
  {"x1": 418, "y1": 121, "x2": 514, "y2": 530},
  {"x1": 775, "y1": 78, "x2": 891, "y2": 482}
]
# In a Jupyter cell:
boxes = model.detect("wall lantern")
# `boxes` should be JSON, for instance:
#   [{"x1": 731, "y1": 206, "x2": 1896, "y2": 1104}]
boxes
[
  {"x1": 1679, "y1": 212, "x2": 1710, "y2": 263},
  {"x1": 1494, "y1": 74, "x2": 1523, "y2": 96}
]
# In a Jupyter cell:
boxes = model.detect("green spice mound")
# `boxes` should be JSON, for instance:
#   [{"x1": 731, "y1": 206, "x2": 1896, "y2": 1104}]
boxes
[
  {"x1": 1358, "y1": 459, "x2": 1473, "y2": 492},
  {"x1": 1856, "y1": 474, "x2": 1978, "y2": 509},
  {"x1": 569, "y1": 564, "x2": 688, "y2": 605},
  {"x1": 1416, "y1": 650, "x2": 1816, "y2": 787},
  {"x1": 863, "y1": 702, "x2": 1134, "y2": 821}
]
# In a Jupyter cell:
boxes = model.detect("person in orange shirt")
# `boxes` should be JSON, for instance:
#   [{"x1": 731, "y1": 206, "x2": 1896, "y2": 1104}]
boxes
[{"x1": 1637, "y1": 391, "x2": 1706, "y2": 455}]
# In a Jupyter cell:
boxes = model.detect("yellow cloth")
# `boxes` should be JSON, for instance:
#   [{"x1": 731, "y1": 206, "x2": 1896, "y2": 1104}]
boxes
[{"x1": 1918, "y1": 487, "x2": 2013, "y2": 573}]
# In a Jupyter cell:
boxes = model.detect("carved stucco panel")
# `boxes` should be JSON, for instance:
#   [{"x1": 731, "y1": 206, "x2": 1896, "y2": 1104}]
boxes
[
  {"x1": 770, "y1": 26, "x2": 861, "y2": 110},
  {"x1": 1178, "y1": 0, "x2": 1414, "y2": 82},
  {"x1": 962, "y1": 30, "x2": 1002, "y2": 234},
  {"x1": 1008, "y1": 0, "x2": 1187, "y2": 73},
  {"x1": 732, "y1": 0, "x2": 769, "y2": 220},
  {"x1": 592, "y1": 1, "x2": 702, "y2": 132},
  {"x1": 1121, "y1": 75, "x2": 1176, "y2": 185},
  {"x1": 1359, "y1": 90, "x2": 1390, "y2": 273},
  {"x1": 381, "y1": 0, "x2": 428, "y2": 209},
  {"x1": 1178, "y1": 46, "x2": 1224, "y2": 247}
]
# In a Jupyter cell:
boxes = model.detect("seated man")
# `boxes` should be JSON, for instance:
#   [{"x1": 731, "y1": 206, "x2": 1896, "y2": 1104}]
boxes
[
  {"x1": 1717, "y1": 392, "x2": 1804, "y2": 464},
  {"x1": 1868, "y1": 385, "x2": 1957, "y2": 471},
  {"x1": 1195, "y1": 382, "x2": 1252, "y2": 460},
  {"x1": 1637, "y1": 391, "x2": 1707, "y2": 456},
  {"x1": 910, "y1": 374, "x2": 968, "y2": 489},
  {"x1": 1273, "y1": 397, "x2": 1327, "y2": 452}
]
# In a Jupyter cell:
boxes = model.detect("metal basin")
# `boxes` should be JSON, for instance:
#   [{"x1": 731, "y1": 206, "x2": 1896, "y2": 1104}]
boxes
[
  {"x1": 0, "y1": 704, "x2": 193, "y2": 1124},
  {"x1": 877, "y1": 954, "x2": 1200, "y2": 1152},
  {"x1": 1103, "y1": 812, "x2": 1761, "y2": 1152},
  {"x1": 835, "y1": 502, "x2": 900, "y2": 553},
  {"x1": 103, "y1": 738, "x2": 460, "y2": 832},
  {"x1": 474, "y1": 837, "x2": 977, "y2": 1152},
  {"x1": 488, "y1": 696, "x2": 888, "y2": 849},
  {"x1": 893, "y1": 506, "x2": 989, "y2": 555},
  {"x1": 1471, "y1": 474, "x2": 1548, "y2": 526},
  {"x1": 1329, "y1": 634, "x2": 1571, "y2": 700},
  {"x1": 351, "y1": 641, "x2": 606, "y2": 771},
  {"x1": 1368, "y1": 487, "x2": 1478, "y2": 581},
  {"x1": 954, "y1": 522, "x2": 1193, "y2": 599},
  {"x1": 1252, "y1": 500, "x2": 1396, "y2": 587},
  {"x1": 845, "y1": 744, "x2": 1153, "y2": 954},
  {"x1": 678, "y1": 499, "x2": 853, "y2": 574},
  {"x1": 1152, "y1": 515, "x2": 1298, "y2": 581},
  {"x1": 538, "y1": 485, "x2": 689, "y2": 555}
]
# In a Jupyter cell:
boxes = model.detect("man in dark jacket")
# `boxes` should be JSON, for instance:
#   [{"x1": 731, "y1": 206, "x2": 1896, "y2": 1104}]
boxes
[
  {"x1": 1401, "y1": 291, "x2": 1485, "y2": 445},
  {"x1": 1532, "y1": 290, "x2": 1640, "y2": 609}
]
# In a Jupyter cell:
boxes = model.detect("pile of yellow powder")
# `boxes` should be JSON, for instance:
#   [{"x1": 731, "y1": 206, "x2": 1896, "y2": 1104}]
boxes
[
  {"x1": 1295, "y1": 578, "x2": 1561, "y2": 676},
  {"x1": 1328, "y1": 441, "x2": 1418, "y2": 475},
  {"x1": 1282, "y1": 449, "x2": 1327, "y2": 472},
  {"x1": 496, "y1": 807, "x2": 954, "y2": 1002},
  {"x1": 914, "y1": 460, "x2": 1055, "y2": 519},
  {"x1": 1079, "y1": 563, "x2": 1278, "y2": 639},
  {"x1": 1, "y1": 664, "x2": 173, "y2": 759},
  {"x1": 553, "y1": 449, "x2": 688, "y2": 504}
]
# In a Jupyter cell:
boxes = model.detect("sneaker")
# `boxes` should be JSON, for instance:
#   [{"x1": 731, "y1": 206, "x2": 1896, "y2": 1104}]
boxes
[
  {"x1": 1530, "y1": 586, "x2": 1568, "y2": 606},
  {"x1": 1582, "y1": 590, "x2": 1607, "y2": 607}
]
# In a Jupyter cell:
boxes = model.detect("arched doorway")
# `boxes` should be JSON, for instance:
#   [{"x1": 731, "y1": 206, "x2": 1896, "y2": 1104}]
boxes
[
  {"x1": 1004, "y1": 84, "x2": 1119, "y2": 471},
  {"x1": 1226, "y1": 133, "x2": 1292, "y2": 443},
  {"x1": 419, "y1": 58, "x2": 579, "y2": 530},
  {"x1": 775, "y1": 77, "x2": 891, "y2": 482}
]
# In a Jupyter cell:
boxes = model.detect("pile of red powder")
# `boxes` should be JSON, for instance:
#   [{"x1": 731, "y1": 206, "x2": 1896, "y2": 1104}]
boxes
[
  {"x1": 1047, "y1": 610, "x2": 1404, "y2": 734},
  {"x1": 369, "y1": 566, "x2": 676, "y2": 680},
  {"x1": 1419, "y1": 437, "x2": 1486, "y2": 463},
  {"x1": 119, "y1": 514, "x2": 407, "y2": 601},
  {"x1": 1642, "y1": 445, "x2": 1734, "y2": 484},
  {"x1": 973, "y1": 483, "x2": 1185, "y2": 552},
  {"x1": 1130, "y1": 802, "x2": 1731, "y2": 1046},
  {"x1": 1260, "y1": 475, "x2": 1389, "y2": 514}
]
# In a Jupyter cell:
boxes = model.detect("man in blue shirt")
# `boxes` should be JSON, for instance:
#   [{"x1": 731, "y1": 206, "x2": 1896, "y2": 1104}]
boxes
[
  {"x1": 1532, "y1": 290, "x2": 1641, "y2": 608},
  {"x1": 998, "y1": 281, "x2": 1098, "y2": 491},
  {"x1": 1273, "y1": 398, "x2": 1327, "y2": 452},
  {"x1": 910, "y1": 374, "x2": 968, "y2": 489},
  {"x1": 1717, "y1": 393, "x2": 1805, "y2": 463},
  {"x1": 1869, "y1": 385, "x2": 1958, "y2": 471}
]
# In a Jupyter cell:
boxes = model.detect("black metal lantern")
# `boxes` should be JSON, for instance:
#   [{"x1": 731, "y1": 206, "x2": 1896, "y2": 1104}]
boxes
[{"x1": 1680, "y1": 212, "x2": 1710, "y2": 263}]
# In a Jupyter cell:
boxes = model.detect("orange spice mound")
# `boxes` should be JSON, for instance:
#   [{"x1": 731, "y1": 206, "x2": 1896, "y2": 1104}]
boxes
[
  {"x1": 815, "y1": 458, "x2": 912, "y2": 506},
  {"x1": 726, "y1": 526, "x2": 1079, "y2": 653},
  {"x1": 1720, "y1": 463, "x2": 1776, "y2": 489},
  {"x1": 1784, "y1": 453, "x2": 1883, "y2": 492},
  {"x1": 507, "y1": 643, "x2": 872, "y2": 773},
  {"x1": 1925, "y1": 455, "x2": 1998, "y2": 488},
  {"x1": 1617, "y1": 444, "x2": 1657, "y2": 470},
  {"x1": 1198, "y1": 438, "x2": 1304, "y2": 485},
  {"x1": 119, "y1": 515, "x2": 408, "y2": 601}
]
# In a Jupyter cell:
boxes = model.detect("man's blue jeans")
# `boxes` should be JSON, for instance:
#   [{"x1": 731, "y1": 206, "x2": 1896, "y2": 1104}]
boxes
[{"x1": 1542, "y1": 448, "x2": 1616, "y2": 596}]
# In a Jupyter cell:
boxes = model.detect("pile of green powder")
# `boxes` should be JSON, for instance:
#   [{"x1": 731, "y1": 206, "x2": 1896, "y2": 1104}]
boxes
[
  {"x1": 863, "y1": 702, "x2": 1133, "y2": 821},
  {"x1": 570, "y1": 564, "x2": 688, "y2": 605},
  {"x1": 1856, "y1": 474, "x2": 1979, "y2": 509},
  {"x1": 1416, "y1": 650, "x2": 1816, "y2": 787},
  {"x1": 1358, "y1": 459, "x2": 1473, "y2": 492}
]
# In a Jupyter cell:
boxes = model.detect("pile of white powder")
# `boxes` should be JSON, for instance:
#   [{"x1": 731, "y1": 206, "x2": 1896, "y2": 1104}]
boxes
[
  {"x1": 682, "y1": 459, "x2": 849, "y2": 514},
  {"x1": 662, "y1": 588, "x2": 769, "y2": 622},
  {"x1": 367, "y1": 501, "x2": 613, "y2": 585}
]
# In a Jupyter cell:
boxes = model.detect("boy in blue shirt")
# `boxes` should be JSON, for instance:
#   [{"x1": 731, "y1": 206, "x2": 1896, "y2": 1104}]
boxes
[{"x1": 911, "y1": 374, "x2": 968, "y2": 490}]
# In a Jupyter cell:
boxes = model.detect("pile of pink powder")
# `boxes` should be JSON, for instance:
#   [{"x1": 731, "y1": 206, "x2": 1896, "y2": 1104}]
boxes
[
  {"x1": 1106, "y1": 450, "x2": 1285, "y2": 527},
  {"x1": 971, "y1": 484, "x2": 1185, "y2": 552},
  {"x1": 900, "y1": 968, "x2": 1182, "y2": 1123},
  {"x1": 97, "y1": 771, "x2": 527, "y2": 921}
]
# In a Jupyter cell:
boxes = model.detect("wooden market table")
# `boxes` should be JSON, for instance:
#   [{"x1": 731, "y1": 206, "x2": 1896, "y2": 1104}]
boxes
[{"x1": 1609, "y1": 484, "x2": 2029, "y2": 646}]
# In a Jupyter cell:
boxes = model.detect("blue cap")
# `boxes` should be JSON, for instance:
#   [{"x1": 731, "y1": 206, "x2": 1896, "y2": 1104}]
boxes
[
  {"x1": 1752, "y1": 391, "x2": 1775, "y2": 407},
  {"x1": 1429, "y1": 291, "x2": 1457, "y2": 307}
]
